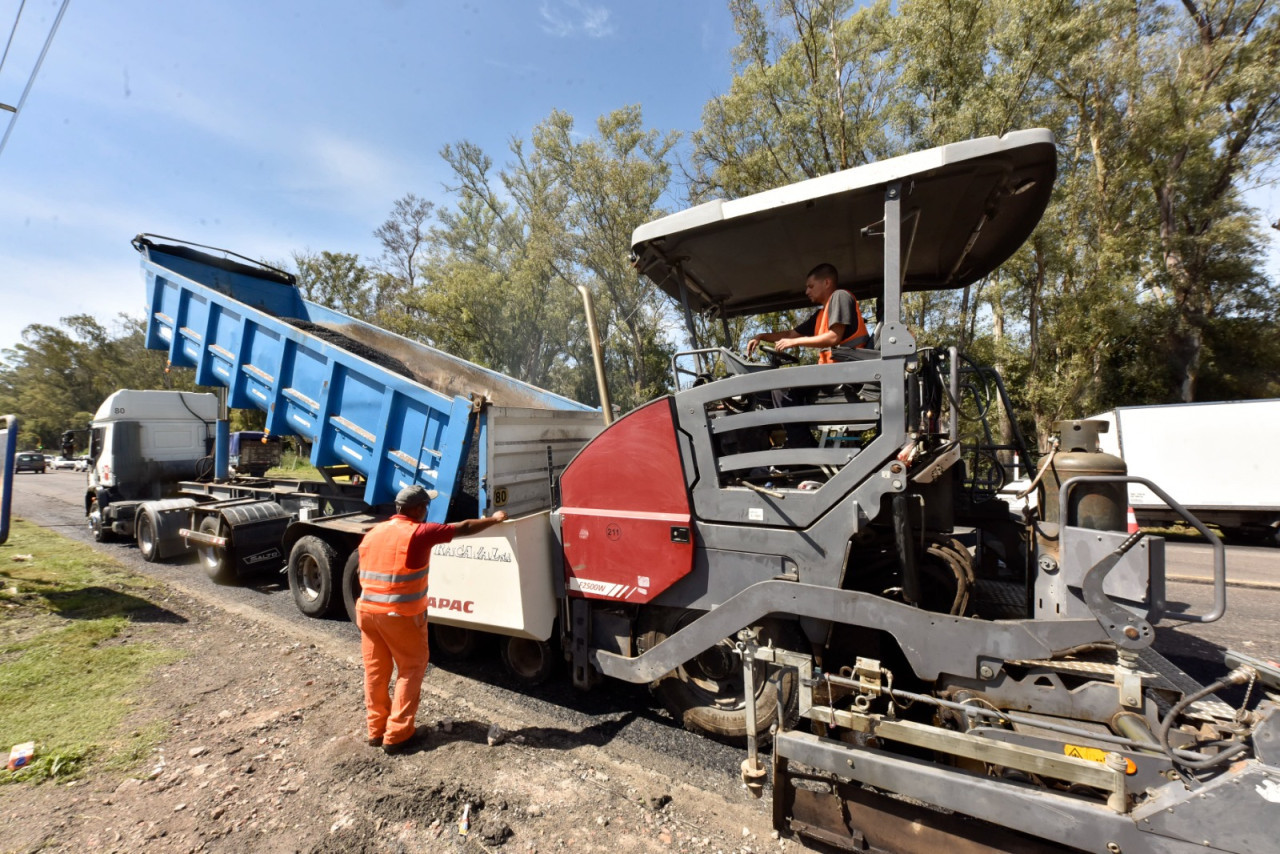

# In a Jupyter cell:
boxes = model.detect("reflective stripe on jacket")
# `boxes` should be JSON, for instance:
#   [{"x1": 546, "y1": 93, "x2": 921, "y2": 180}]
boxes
[
  {"x1": 816, "y1": 293, "x2": 869, "y2": 364},
  {"x1": 357, "y1": 516, "x2": 430, "y2": 616}
]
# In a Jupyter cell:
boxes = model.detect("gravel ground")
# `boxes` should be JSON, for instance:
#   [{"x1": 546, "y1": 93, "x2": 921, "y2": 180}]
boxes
[{"x1": 3, "y1": 471, "x2": 783, "y2": 853}]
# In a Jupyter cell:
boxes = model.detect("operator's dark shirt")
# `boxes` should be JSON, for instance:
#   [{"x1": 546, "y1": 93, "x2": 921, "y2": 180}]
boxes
[{"x1": 793, "y1": 290, "x2": 866, "y2": 361}]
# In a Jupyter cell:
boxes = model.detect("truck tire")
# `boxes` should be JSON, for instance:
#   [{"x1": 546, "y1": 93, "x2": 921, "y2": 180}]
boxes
[
  {"x1": 638, "y1": 608, "x2": 798, "y2": 741},
  {"x1": 197, "y1": 516, "x2": 238, "y2": 586},
  {"x1": 136, "y1": 511, "x2": 162, "y2": 563},
  {"x1": 88, "y1": 498, "x2": 115, "y2": 543},
  {"x1": 500, "y1": 636, "x2": 559, "y2": 686},
  {"x1": 341, "y1": 550, "x2": 361, "y2": 624},
  {"x1": 288, "y1": 536, "x2": 343, "y2": 618},
  {"x1": 431, "y1": 624, "x2": 481, "y2": 660}
]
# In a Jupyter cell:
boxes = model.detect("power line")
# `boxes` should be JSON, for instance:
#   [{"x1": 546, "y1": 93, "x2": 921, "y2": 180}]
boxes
[
  {"x1": 0, "y1": 0, "x2": 28, "y2": 78},
  {"x1": 0, "y1": 0, "x2": 70, "y2": 160}
]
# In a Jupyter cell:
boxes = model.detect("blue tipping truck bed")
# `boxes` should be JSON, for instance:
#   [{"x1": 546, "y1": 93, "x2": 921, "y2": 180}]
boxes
[{"x1": 134, "y1": 235, "x2": 597, "y2": 522}]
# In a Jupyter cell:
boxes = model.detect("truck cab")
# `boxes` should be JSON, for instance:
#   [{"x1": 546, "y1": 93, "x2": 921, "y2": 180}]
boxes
[{"x1": 85, "y1": 389, "x2": 217, "y2": 540}]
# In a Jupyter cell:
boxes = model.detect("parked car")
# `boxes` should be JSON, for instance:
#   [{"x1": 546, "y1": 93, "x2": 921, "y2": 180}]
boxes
[{"x1": 15, "y1": 452, "x2": 46, "y2": 473}]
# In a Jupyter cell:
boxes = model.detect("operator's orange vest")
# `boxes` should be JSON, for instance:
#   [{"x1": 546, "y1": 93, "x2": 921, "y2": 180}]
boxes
[
  {"x1": 357, "y1": 516, "x2": 430, "y2": 616},
  {"x1": 816, "y1": 293, "x2": 869, "y2": 364}
]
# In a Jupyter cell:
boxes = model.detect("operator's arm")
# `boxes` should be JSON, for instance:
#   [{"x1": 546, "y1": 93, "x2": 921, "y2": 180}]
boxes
[
  {"x1": 449, "y1": 510, "x2": 508, "y2": 536},
  {"x1": 775, "y1": 323, "x2": 846, "y2": 353},
  {"x1": 746, "y1": 328, "x2": 797, "y2": 356}
]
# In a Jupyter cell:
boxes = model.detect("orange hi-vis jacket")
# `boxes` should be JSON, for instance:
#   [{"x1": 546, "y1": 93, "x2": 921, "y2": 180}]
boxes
[
  {"x1": 816, "y1": 293, "x2": 869, "y2": 364},
  {"x1": 357, "y1": 516, "x2": 431, "y2": 617}
]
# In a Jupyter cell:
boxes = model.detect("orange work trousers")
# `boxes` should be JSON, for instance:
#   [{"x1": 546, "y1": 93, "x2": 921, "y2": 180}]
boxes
[{"x1": 356, "y1": 606, "x2": 431, "y2": 746}]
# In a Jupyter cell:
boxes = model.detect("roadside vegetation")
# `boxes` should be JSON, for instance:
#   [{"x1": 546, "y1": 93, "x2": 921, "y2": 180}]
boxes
[
  {"x1": 0, "y1": 519, "x2": 183, "y2": 783},
  {"x1": 264, "y1": 448, "x2": 323, "y2": 481}
]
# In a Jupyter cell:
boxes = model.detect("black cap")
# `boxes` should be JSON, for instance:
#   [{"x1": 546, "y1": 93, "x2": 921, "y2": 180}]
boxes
[{"x1": 395, "y1": 485, "x2": 437, "y2": 510}]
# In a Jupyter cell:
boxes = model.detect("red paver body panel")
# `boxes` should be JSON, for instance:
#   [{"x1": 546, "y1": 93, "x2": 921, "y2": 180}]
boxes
[{"x1": 558, "y1": 398, "x2": 693, "y2": 602}]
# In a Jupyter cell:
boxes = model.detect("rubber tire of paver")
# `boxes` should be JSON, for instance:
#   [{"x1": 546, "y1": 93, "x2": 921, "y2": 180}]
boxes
[
  {"x1": 430, "y1": 624, "x2": 481, "y2": 661},
  {"x1": 500, "y1": 636, "x2": 560, "y2": 686},
  {"x1": 638, "y1": 607, "x2": 799, "y2": 741}
]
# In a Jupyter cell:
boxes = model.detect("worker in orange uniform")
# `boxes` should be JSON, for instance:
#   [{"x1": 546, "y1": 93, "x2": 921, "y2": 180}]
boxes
[{"x1": 357, "y1": 484, "x2": 507, "y2": 754}]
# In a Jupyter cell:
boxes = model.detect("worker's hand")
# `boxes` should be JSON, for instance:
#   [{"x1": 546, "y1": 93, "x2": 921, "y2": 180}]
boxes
[
  {"x1": 491, "y1": 510, "x2": 508, "y2": 523},
  {"x1": 775, "y1": 338, "x2": 799, "y2": 352},
  {"x1": 745, "y1": 335, "x2": 762, "y2": 357}
]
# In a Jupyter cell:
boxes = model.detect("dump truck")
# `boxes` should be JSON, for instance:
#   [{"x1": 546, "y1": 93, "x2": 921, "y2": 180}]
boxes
[
  {"x1": 90, "y1": 237, "x2": 603, "y2": 636},
  {"x1": 1088, "y1": 400, "x2": 1280, "y2": 544},
  {"x1": 111, "y1": 130, "x2": 1278, "y2": 853}
]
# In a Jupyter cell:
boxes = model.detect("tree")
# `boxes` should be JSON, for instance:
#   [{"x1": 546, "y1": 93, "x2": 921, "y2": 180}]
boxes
[
  {"x1": 291, "y1": 250, "x2": 374, "y2": 320},
  {"x1": 532, "y1": 107, "x2": 680, "y2": 409},
  {"x1": 396, "y1": 107, "x2": 679, "y2": 412},
  {"x1": 690, "y1": 0, "x2": 1279, "y2": 442},
  {"x1": 0, "y1": 314, "x2": 198, "y2": 450},
  {"x1": 372, "y1": 193, "x2": 434, "y2": 317},
  {"x1": 690, "y1": 0, "x2": 898, "y2": 200},
  {"x1": 1126, "y1": 0, "x2": 1280, "y2": 401}
]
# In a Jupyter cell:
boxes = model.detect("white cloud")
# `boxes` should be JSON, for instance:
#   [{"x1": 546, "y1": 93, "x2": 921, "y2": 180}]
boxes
[{"x1": 539, "y1": 1, "x2": 614, "y2": 39}]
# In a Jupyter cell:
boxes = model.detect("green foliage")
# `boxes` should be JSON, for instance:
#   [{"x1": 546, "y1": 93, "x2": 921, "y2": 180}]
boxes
[
  {"x1": 11, "y1": 5, "x2": 1274, "y2": 438},
  {"x1": 291, "y1": 250, "x2": 374, "y2": 319},
  {"x1": 0, "y1": 314, "x2": 200, "y2": 450},
  {"x1": 384, "y1": 106, "x2": 679, "y2": 413},
  {"x1": 690, "y1": 0, "x2": 1280, "y2": 440}
]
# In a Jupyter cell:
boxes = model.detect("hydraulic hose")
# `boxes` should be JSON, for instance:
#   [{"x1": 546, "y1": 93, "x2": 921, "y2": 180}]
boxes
[{"x1": 1156, "y1": 666, "x2": 1256, "y2": 771}]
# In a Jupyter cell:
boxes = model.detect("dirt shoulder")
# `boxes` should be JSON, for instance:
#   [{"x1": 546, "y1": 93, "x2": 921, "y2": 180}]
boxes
[{"x1": 2, "y1": 578, "x2": 783, "y2": 854}]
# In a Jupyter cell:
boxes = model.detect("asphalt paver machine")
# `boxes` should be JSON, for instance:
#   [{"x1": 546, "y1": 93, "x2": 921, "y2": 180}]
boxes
[{"x1": 556, "y1": 129, "x2": 1280, "y2": 852}]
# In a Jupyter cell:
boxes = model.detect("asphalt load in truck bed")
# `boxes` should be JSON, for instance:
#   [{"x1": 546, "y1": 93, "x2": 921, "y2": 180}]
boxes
[{"x1": 285, "y1": 320, "x2": 418, "y2": 383}]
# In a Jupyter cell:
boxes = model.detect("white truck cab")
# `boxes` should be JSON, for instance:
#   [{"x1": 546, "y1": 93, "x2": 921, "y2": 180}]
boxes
[{"x1": 88, "y1": 390, "x2": 217, "y2": 500}]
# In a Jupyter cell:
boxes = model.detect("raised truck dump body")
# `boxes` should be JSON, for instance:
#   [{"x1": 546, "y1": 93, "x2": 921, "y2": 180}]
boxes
[{"x1": 98, "y1": 236, "x2": 602, "y2": 637}]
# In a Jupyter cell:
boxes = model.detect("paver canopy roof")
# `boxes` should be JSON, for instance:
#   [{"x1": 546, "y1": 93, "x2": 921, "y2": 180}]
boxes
[{"x1": 630, "y1": 129, "x2": 1056, "y2": 317}]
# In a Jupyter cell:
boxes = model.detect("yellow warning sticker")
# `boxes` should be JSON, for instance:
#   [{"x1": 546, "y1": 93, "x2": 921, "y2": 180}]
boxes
[{"x1": 1064, "y1": 744, "x2": 1137, "y2": 775}]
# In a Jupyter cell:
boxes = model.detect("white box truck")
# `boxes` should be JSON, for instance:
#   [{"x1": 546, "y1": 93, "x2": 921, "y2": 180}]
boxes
[{"x1": 1088, "y1": 399, "x2": 1280, "y2": 543}]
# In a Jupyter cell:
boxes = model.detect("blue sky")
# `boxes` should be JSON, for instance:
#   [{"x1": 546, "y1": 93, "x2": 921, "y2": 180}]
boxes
[
  {"x1": 1, "y1": 1, "x2": 1276, "y2": 356},
  {"x1": 0, "y1": 0, "x2": 737, "y2": 351}
]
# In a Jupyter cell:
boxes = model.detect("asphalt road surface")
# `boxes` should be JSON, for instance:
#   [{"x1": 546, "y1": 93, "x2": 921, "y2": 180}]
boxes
[{"x1": 8, "y1": 469, "x2": 1280, "y2": 756}]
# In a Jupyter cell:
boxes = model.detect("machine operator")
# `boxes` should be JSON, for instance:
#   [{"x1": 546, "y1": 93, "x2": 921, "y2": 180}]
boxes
[{"x1": 745, "y1": 262, "x2": 869, "y2": 362}]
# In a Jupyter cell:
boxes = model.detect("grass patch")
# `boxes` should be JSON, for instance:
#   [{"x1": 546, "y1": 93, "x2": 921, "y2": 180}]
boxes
[
  {"x1": 0, "y1": 518, "x2": 185, "y2": 783},
  {"x1": 265, "y1": 450, "x2": 362, "y2": 485},
  {"x1": 265, "y1": 449, "x2": 323, "y2": 481}
]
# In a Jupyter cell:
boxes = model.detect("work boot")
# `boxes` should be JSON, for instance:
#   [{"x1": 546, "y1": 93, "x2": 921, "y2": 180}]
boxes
[{"x1": 382, "y1": 726, "x2": 430, "y2": 755}]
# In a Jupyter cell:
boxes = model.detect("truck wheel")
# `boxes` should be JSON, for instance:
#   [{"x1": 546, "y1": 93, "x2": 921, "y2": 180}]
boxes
[
  {"x1": 501, "y1": 636, "x2": 559, "y2": 686},
  {"x1": 288, "y1": 536, "x2": 342, "y2": 618},
  {"x1": 431, "y1": 624, "x2": 481, "y2": 660},
  {"x1": 136, "y1": 511, "x2": 162, "y2": 563},
  {"x1": 197, "y1": 516, "x2": 238, "y2": 585},
  {"x1": 341, "y1": 550, "x2": 361, "y2": 624},
  {"x1": 89, "y1": 499, "x2": 115, "y2": 543},
  {"x1": 638, "y1": 608, "x2": 798, "y2": 741}
]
